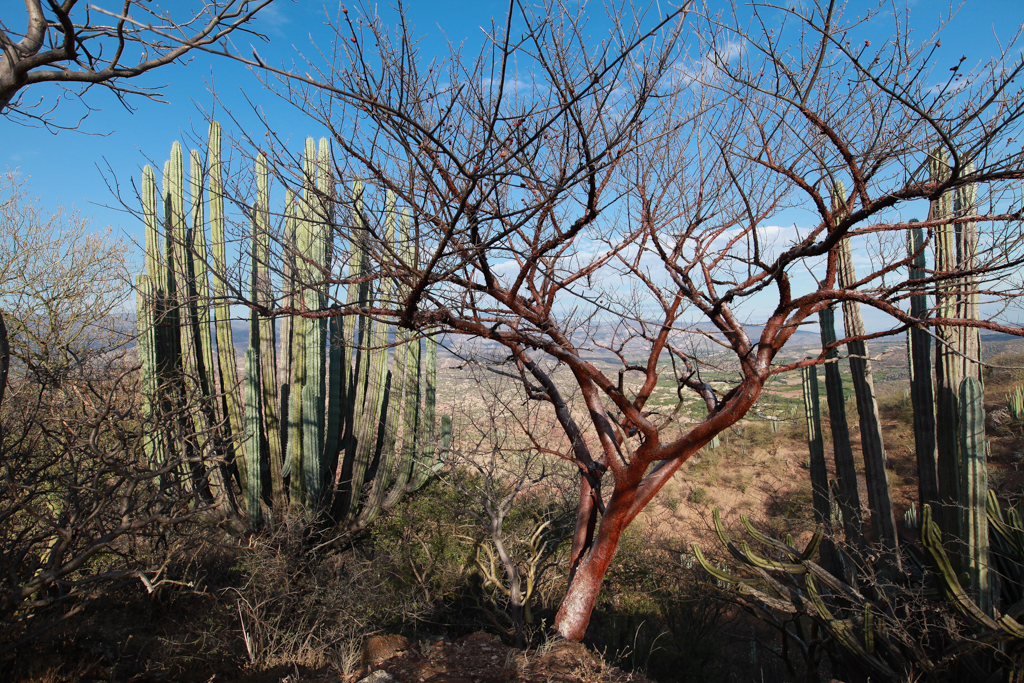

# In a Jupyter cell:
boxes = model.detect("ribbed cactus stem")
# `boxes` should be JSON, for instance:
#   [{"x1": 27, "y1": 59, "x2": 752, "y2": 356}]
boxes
[
  {"x1": 138, "y1": 168, "x2": 167, "y2": 468},
  {"x1": 253, "y1": 153, "x2": 283, "y2": 502},
  {"x1": 801, "y1": 364, "x2": 830, "y2": 523},
  {"x1": 400, "y1": 214, "x2": 422, "y2": 494},
  {"x1": 932, "y1": 147, "x2": 961, "y2": 541},
  {"x1": 143, "y1": 166, "x2": 161, "y2": 286},
  {"x1": 343, "y1": 186, "x2": 390, "y2": 521},
  {"x1": 382, "y1": 211, "x2": 414, "y2": 509},
  {"x1": 959, "y1": 376, "x2": 991, "y2": 615},
  {"x1": 355, "y1": 193, "x2": 399, "y2": 527},
  {"x1": 337, "y1": 181, "x2": 366, "y2": 508},
  {"x1": 1009, "y1": 385, "x2": 1024, "y2": 421},
  {"x1": 243, "y1": 347, "x2": 263, "y2": 522},
  {"x1": 189, "y1": 149, "x2": 216, "y2": 398},
  {"x1": 287, "y1": 188, "x2": 310, "y2": 504},
  {"x1": 279, "y1": 188, "x2": 297, "y2": 484},
  {"x1": 324, "y1": 313, "x2": 345, "y2": 477},
  {"x1": 410, "y1": 329, "x2": 439, "y2": 490},
  {"x1": 135, "y1": 273, "x2": 164, "y2": 466},
  {"x1": 818, "y1": 304, "x2": 863, "y2": 546},
  {"x1": 302, "y1": 138, "x2": 327, "y2": 503},
  {"x1": 955, "y1": 165, "x2": 981, "y2": 383},
  {"x1": 907, "y1": 222, "x2": 939, "y2": 511},
  {"x1": 834, "y1": 182, "x2": 899, "y2": 563},
  {"x1": 302, "y1": 382, "x2": 322, "y2": 504},
  {"x1": 207, "y1": 121, "x2": 247, "y2": 494},
  {"x1": 170, "y1": 144, "x2": 201, "y2": 388},
  {"x1": 160, "y1": 158, "x2": 183, "y2": 382}
]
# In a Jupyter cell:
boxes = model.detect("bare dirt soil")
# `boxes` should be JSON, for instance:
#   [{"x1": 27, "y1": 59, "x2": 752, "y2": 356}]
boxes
[{"x1": 350, "y1": 631, "x2": 652, "y2": 683}]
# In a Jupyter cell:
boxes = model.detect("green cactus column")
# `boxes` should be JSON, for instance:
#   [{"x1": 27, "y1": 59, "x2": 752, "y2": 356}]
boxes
[
  {"x1": 410, "y1": 330, "x2": 439, "y2": 490},
  {"x1": 834, "y1": 183, "x2": 899, "y2": 563},
  {"x1": 138, "y1": 166, "x2": 166, "y2": 467},
  {"x1": 382, "y1": 209, "x2": 416, "y2": 510},
  {"x1": 801, "y1": 365, "x2": 830, "y2": 520},
  {"x1": 819, "y1": 304, "x2": 864, "y2": 547},
  {"x1": 932, "y1": 148, "x2": 962, "y2": 541},
  {"x1": 253, "y1": 153, "x2": 284, "y2": 504},
  {"x1": 208, "y1": 122, "x2": 248, "y2": 495},
  {"x1": 959, "y1": 376, "x2": 991, "y2": 615},
  {"x1": 135, "y1": 273, "x2": 165, "y2": 467},
  {"x1": 907, "y1": 221, "x2": 939, "y2": 511},
  {"x1": 802, "y1": 363, "x2": 843, "y2": 575},
  {"x1": 955, "y1": 167, "x2": 982, "y2": 384},
  {"x1": 243, "y1": 346, "x2": 264, "y2": 522}
]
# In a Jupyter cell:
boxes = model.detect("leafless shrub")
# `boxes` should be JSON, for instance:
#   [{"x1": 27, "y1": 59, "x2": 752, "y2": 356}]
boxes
[{"x1": 0, "y1": 348, "x2": 221, "y2": 660}]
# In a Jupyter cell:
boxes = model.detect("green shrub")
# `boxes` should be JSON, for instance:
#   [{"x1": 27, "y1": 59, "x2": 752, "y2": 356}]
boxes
[{"x1": 689, "y1": 487, "x2": 709, "y2": 505}]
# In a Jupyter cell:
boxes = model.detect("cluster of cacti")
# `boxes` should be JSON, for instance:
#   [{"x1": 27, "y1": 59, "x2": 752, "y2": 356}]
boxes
[
  {"x1": 698, "y1": 154, "x2": 1010, "y2": 679},
  {"x1": 135, "y1": 123, "x2": 451, "y2": 526},
  {"x1": 793, "y1": 161, "x2": 993, "y2": 597},
  {"x1": 694, "y1": 502, "x2": 1023, "y2": 681},
  {"x1": 692, "y1": 511, "x2": 913, "y2": 681},
  {"x1": 904, "y1": 502, "x2": 919, "y2": 530},
  {"x1": 920, "y1": 503, "x2": 1019, "y2": 660}
]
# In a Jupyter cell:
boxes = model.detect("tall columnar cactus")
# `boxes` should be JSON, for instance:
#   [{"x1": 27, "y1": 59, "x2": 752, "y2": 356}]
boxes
[
  {"x1": 801, "y1": 365, "x2": 830, "y2": 524},
  {"x1": 253, "y1": 153, "x2": 284, "y2": 503},
  {"x1": 954, "y1": 166, "x2": 981, "y2": 384},
  {"x1": 833, "y1": 182, "x2": 899, "y2": 562},
  {"x1": 243, "y1": 347, "x2": 263, "y2": 521},
  {"x1": 907, "y1": 221, "x2": 939, "y2": 511},
  {"x1": 208, "y1": 122, "x2": 247, "y2": 495},
  {"x1": 931, "y1": 148, "x2": 962, "y2": 539},
  {"x1": 137, "y1": 125, "x2": 448, "y2": 529},
  {"x1": 818, "y1": 304, "x2": 863, "y2": 547},
  {"x1": 958, "y1": 376, "x2": 991, "y2": 615},
  {"x1": 801, "y1": 364, "x2": 844, "y2": 575}
]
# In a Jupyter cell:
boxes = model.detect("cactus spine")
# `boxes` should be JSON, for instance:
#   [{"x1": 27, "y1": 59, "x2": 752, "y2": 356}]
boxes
[
  {"x1": 137, "y1": 125, "x2": 446, "y2": 528},
  {"x1": 834, "y1": 182, "x2": 899, "y2": 561}
]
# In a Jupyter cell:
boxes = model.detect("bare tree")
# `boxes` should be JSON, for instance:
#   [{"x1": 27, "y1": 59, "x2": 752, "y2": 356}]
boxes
[
  {"x1": 0, "y1": 171, "x2": 130, "y2": 384},
  {"x1": 0, "y1": 0, "x2": 276, "y2": 127},
  {"x1": 0, "y1": 347, "x2": 211, "y2": 658},
  {"x1": 186, "y1": 0, "x2": 1024, "y2": 640}
]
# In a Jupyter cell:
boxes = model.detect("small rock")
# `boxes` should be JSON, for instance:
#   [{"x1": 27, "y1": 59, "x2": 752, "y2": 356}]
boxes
[
  {"x1": 358, "y1": 671, "x2": 400, "y2": 683},
  {"x1": 987, "y1": 407, "x2": 1011, "y2": 432},
  {"x1": 361, "y1": 634, "x2": 410, "y2": 667}
]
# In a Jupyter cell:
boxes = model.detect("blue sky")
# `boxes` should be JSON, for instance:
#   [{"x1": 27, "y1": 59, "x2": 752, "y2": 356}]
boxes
[{"x1": 2, "y1": 0, "x2": 1023, "y2": 333}]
